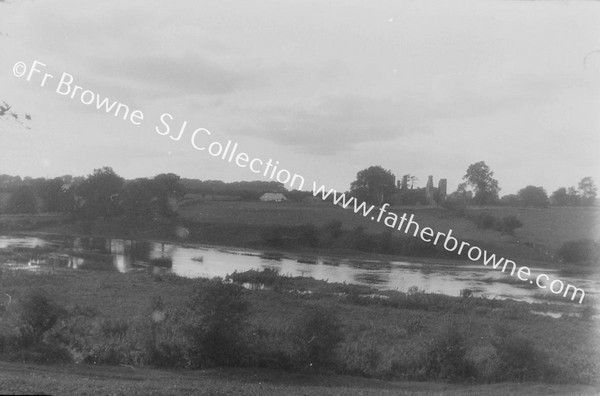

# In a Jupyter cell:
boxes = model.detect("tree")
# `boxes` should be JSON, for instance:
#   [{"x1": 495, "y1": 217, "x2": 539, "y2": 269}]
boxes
[
  {"x1": 0, "y1": 100, "x2": 33, "y2": 131},
  {"x1": 75, "y1": 167, "x2": 124, "y2": 222},
  {"x1": 350, "y1": 166, "x2": 396, "y2": 205},
  {"x1": 6, "y1": 185, "x2": 36, "y2": 214},
  {"x1": 550, "y1": 187, "x2": 570, "y2": 206},
  {"x1": 463, "y1": 161, "x2": 500, "y2": 205},
  {"x1": 34, "y1": 178, "x2": 71, "y2": 212},
  {"x1": 517, "y1": 186, "x2": 549, "y2": 208},
  {"x1": 499, "y1": 194, "x2": 519, "y2": 206},
  {"x1": 154, "y1": 173, "x2": 186, "y2": 199},
  {"x1": 578, "y1": 177, "x2": 596, "y2": 206},
  {"x1": 448, "y1": 182, "x2": 472, "y2": 204},
  {"x1": 120, "y1": 179, "x2": 161, "y2": 221}
]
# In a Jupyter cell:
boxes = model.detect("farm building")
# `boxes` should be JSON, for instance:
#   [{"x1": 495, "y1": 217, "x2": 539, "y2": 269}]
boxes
[{"x1": 259, "y1": 193, "x2": 288, "y2": 202}]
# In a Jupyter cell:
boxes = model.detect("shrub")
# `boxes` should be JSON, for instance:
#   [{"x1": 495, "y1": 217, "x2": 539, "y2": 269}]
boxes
[
  {"x1": 17, "y1": 291, "x2": 64, "y2": 347},
  {"x1": 441, "y1": 200, "x2": 468, "y2": 217},
  {"x1": 9, "y1": 342, "x2": 72, "y2": 364},
  {"x1": 323, "y1": 220, "x2": 343, "y2": 240},
  {"x1": 100, "y1": 318, "x2": 129, "y2": 339},
  {"x1": 423, "y1": 323, "x2": 476, "y2": 381},
  {"x1": 261, "y1": 226, "x2": 289, "y2": 248},
  {"x1": 496, "y1": 215, "x2": 523, "y2": 235},
  {"x1": 241, "y1": 326, "x2": 295, "y2": 370},
  {"x1": 145, "y1": 340, "x2": 186, "y2": 368},
  {"x1": 298, "y1": 224, "x2": 320, "y2": 248},
  {"x1": 292, "y1": 305, "x2": 344, "y2": 370},
  {"x1": 491, "y1": 327, "x2": 552, "y2": 382},
  {"x1": 473, "y1": 212, "x2": 496, "y2": 229},
  {"x1": 185, "y1": 279, "x2": 249, "y2": 368},
  {"x1": 557, "y1": 239, "x2": 600, "y2": 265}
]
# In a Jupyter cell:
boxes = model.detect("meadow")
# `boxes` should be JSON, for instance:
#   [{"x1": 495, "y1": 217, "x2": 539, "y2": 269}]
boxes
[
  {"x1": 0, "y1": 265, "x2": 598, "y2": 395},
  {"x1": 174, "y1": 200, "x2": 600, "y2": 265}
]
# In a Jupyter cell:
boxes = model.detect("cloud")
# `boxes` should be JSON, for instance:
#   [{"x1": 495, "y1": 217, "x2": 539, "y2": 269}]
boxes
[
  {"x1": 222, "y1": 94, "x2": 434, "y2": 154},
  {"x1": 90, "y1": 53, "x2": 252, "y2": 97}
]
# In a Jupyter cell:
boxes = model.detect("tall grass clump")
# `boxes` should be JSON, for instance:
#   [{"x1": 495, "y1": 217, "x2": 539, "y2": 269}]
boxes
[
  {"x1": 185, "y1": 278, "x2": 249, "y2": 368},
  {"x1": 423, "y1": 323, "x2": 476, "y2": 382},
  {"x1": 490, "y1": 326, "x2": 553, "y2": 382},
  {"x1": 292, "y1": 305, "x2": 344, "y2": 371},
  {"x1": 1, "y1": 290, "x2": 72, "y2": 364}
]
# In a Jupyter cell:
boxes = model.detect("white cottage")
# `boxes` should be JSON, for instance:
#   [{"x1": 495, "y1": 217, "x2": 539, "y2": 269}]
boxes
[{"x1": 259, "y1": 193, "x2": 287, "y2": 202}]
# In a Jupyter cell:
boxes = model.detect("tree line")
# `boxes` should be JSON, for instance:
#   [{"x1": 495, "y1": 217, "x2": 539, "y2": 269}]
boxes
[{"x1": 348, "y1": 161, "x2": 596, "y2": 208}]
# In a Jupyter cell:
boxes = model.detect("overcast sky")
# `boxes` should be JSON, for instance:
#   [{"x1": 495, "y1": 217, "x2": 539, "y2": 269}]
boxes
[{"x1": 0, "y1": 0, "x2": 598, "y2": 195}]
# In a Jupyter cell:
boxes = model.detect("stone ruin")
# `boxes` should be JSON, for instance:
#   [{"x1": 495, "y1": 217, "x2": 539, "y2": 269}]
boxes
[{"x1": 397, "y1": 174, "x2": 447, "y2": 206}]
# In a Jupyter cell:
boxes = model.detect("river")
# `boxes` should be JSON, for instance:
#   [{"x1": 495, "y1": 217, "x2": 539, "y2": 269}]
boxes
[{"x1": 1, "y1": 235, "x2": 597, "y2": 305}]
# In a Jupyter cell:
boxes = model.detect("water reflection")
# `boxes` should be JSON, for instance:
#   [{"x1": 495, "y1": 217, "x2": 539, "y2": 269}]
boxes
[{"x1": 1, "y1": 235, "x2": 599, "y2": 304}]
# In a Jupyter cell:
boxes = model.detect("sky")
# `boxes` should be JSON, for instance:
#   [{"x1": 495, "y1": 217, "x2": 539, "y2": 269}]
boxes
[{"x1": 0, "y1": 0, "x2": 599, "y2": 195}]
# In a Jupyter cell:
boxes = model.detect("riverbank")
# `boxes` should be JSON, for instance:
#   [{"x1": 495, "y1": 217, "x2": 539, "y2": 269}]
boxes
[
  {"x1": 0, "y1": 266, "x2": 598, "y2": 390},
  {"x1": 0, "y1": 207, "x2": 585, "y2": 272}
]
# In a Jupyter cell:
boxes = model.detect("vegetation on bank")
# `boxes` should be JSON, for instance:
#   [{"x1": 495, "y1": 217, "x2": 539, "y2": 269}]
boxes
[
  {"x1": 0, "y1": 267, "x2": 597, "y2": 385},
  {"x1": 0, "y1": 163, "x2": 598, "y2": 267}
]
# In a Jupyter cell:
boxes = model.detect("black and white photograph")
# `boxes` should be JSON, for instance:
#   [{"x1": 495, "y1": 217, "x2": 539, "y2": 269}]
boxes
[{"x1": 0, "y1": 1, "x2": 599, "y2": 395}]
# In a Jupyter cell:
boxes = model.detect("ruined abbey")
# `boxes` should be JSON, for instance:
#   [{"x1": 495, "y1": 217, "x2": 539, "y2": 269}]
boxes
[{"x1": 396, "y1": 175, "x2": 447, "y2": 206}]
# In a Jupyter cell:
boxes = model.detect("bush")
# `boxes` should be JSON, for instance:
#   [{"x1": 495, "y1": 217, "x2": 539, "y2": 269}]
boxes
[
  {"x1": 298, "y1": 224, "x2": 320, "y2": 248},
  {"x1": 17, "y1": 291, "x2": 64, "y2": 347},
  {"x1": 471, "y1": 212, "x2": 523, "y2": 235},
  {"x1": 496, "y1": 215, "x2": 523, "y2": 235},
  {"x1": 423, "y1": 323, "x2": 476, "y2": 381},
  {"x1": 441, "y1": 200, "x2": 468, "y2": 217},
  {"x1": 292, "y1": 306, "x2": 344, "y2": 370},
  {"x1": 557, "y1": 239, "x2": 600, "y2": 265},
  {"x1": 491, "y1": 327, "x2": 552, "y2": 382},
  {"x1": 8, "y1": 342, "x2": 72, "y2": 364},
  {"x1": 100, "y1": 318, "x2": 129, "y2": 339},
  {"x1": 185, "y1": 279, "x2": 249, "y2": 368},
  {"x1": 145, "y1": 340, "x2": 186, "y2": 368},
  {"x1": 473, "y1": 212, "x2": 496, "y2": 229},
  {"x1": 323, "y1": 220, "x2": 343, "y2": 240}
]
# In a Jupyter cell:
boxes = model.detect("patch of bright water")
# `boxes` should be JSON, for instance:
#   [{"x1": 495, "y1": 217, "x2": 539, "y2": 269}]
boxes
[{"x1": 1, "y1": 235, "x2": 597, "y2": 306}]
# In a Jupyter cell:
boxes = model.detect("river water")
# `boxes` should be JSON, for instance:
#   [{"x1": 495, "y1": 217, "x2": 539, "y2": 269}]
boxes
[{"x1": 1, "y1": 235, "x2": 598, "y2": 305}]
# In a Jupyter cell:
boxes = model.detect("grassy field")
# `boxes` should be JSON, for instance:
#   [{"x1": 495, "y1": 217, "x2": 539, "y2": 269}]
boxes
[
  {"x1": 0, "y1": 265, "x2": 598, "y2": 394},
  {"x1": 175, "y1": 201, "x2": 600, "y2": 264},
  {"x1": 177, "y1": 201, "x2": 600, "y2": 243}
]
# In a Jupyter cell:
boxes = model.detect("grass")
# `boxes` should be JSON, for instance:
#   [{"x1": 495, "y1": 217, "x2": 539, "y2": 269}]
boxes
[
  {"x1": 0, "y1": 267, "x2": 598, "y2": 386},
  {"x1": 1, "y1": 361, "x2": 599, "y2": 396},
  {"x1": 175, "y1": 202, "x2": 600, "y2": 265}
]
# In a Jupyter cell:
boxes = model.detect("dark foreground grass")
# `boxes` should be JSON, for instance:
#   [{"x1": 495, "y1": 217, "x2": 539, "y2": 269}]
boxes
[{"x1": 0, "y1": 361, "x2": 598, "y2": 396}]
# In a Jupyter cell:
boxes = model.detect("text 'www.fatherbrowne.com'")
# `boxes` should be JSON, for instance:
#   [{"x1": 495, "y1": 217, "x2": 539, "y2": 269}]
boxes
[{"x1": 311, "y1": 183, "x2": 586, "y2": 304}]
